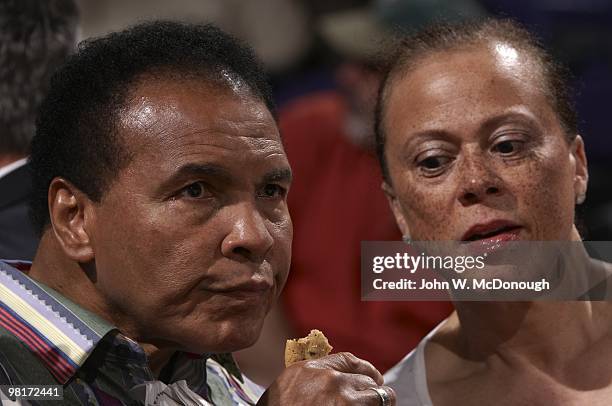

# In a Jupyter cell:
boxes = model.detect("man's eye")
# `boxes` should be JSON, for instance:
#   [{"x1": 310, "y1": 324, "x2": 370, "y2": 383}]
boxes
[
  {"x1": 260, "y1": 184, "x2": 286, "y2": 199},
  {"x1": 492, "y1": 140, "x2": 523, "y2": 155},
  {"x1": 180, "y1": 182, "x2": 211, "y2": 199}
]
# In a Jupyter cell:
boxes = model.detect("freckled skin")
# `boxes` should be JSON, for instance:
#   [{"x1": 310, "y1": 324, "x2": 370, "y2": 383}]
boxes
[
  {"x1": 383, "y1": 43, "x2": 587, "y2": 242},
  {"x1": 380, "y1": 42, "x2": 612, "y2": 406},
  {"x1": 90, "y1": 78, "x2": 293, "y2": 354}
]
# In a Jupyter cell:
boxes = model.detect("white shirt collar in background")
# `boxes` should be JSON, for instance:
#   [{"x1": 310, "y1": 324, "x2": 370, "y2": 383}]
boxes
[{"x1": 0, "y1": 157, "x2": 28, "y2": 180}]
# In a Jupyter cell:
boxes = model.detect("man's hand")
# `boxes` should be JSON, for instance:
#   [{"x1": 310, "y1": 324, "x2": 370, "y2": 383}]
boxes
[{"x1": 257, "y1": 352, "x2": 396, "y2": 405}]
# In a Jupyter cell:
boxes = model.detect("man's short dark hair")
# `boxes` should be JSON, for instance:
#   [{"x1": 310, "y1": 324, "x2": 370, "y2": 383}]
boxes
[
  {"x1": 0, "y1": 0, "x2": 78, "y2": 157},
  {"x1": 374, "y1": 18, "x2": 577, "y2": 183},
  {"x1": 30, "y1": 21, "x2": 276, "y2": 235}
]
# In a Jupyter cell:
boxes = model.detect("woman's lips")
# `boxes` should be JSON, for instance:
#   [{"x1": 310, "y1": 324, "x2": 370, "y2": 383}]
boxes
[
  {"x1": 461, "y1": 220, "x2": 523, "y2": 257},
  {"x1": 461, "y1": 220, "x2": 522, "y2": 241}
]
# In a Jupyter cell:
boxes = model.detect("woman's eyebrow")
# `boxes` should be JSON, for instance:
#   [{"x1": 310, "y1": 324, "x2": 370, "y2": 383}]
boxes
[
  {"x1": 400, "y1": 129, "x2": 456, "y2": 154},
  {"x1": 399, "y1": 111, "x2": 541, "y2": 156},
  {"x1": 479, "y1": 111, "x2": 540, "y2": 132}
]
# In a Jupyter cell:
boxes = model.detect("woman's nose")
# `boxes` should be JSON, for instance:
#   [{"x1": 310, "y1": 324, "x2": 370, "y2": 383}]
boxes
[{"x1": 457, "y1": 157, "x2": 504, "y2": 206}]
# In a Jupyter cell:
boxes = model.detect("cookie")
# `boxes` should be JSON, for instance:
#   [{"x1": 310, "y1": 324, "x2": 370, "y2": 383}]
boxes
[{"x1": 284, "y1": 329, "x2": 333, "y2": 367}]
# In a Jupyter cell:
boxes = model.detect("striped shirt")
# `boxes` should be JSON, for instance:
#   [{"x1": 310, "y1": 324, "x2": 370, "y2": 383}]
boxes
[{"x1": 0, "y1": 260, "x2": 259, "y2": 405}]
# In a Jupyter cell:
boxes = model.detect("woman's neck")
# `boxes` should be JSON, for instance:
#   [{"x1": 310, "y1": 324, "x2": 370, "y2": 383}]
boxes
[
  {"x1": 449, "y1": 301, "x2": 612, "y2": 371},
  {"x1": 445, "y1": 228, "x2": 611, "y2": 367}
]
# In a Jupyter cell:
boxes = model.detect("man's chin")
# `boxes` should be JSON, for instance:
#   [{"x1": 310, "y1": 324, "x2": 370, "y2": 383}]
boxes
[{"x1": 179, "y1": 321, "x2": 264, "y2": 354}]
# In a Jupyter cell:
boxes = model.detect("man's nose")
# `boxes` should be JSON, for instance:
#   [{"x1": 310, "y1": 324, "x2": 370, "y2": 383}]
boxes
[
  {"x1": 457, "y1": 155, "x2": 504, "y2": 206},
  {"x1": 221, "y1": 203, "x2": 274, "y2": 263}
]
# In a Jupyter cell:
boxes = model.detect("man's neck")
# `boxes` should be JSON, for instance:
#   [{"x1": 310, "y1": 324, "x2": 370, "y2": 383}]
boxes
[
  {"x1": 29, "y1": 235, "x2": 136, "y2": 334},
  {"x1": 28, "y1": 233, "x2": 178, "y2": 377},
  {"x1": 144, "y1": 345, "x2": 178, "y2": 378}
]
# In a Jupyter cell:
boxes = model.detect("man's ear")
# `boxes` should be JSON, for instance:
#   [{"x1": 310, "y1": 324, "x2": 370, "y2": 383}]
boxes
[
  {"x1": 382, "y1": 181, "x2": 411, "y2": 238},
  {"x1": 48, "y1": 177, "x2": 95, "y2": 262},
  {"x1": 571, "y1": 135, "x2": 588, "y2": 204}
]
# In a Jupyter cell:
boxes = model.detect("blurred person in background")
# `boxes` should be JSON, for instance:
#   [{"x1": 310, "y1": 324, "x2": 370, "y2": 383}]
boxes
[
  {"x1": 235, "y1": 0, "x2": 484, "y2": 387},
  {"x1": 0, "y1": 0, "x2": 79, "y2": 260},
  {"x1": 379, "y1": 18, "x2": 612, "y2": 405}
]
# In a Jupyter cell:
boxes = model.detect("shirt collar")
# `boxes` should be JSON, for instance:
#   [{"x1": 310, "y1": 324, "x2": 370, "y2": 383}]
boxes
[
  {"x1": 0, "y1": 260, "x2": 115, "y2": 384},
  {"x1": 0, "y1": 158, "x2": 28, "y2": 180},
  {"x1": 0, "y1": 260, "x2": 249, "y2": 402}
]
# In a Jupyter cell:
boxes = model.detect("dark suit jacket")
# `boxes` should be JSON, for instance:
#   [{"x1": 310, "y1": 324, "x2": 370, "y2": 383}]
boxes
[{"x1": 0, "y1": 163, "x2": 39, "y2": 260}]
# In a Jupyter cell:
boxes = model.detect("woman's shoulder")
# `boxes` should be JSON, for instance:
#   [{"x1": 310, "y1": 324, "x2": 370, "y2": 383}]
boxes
[
  {"x1": 384, "y1": 320, "x2": 450, "y2": 406},
  {"x1": 384, "y1": 345, "x2": 429, "y2": 406}
]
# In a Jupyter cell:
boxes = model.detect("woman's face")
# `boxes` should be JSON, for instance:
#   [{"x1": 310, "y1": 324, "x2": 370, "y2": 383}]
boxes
[{"x1": 383, "y1": 42, "x2": 588, "y2": 242}]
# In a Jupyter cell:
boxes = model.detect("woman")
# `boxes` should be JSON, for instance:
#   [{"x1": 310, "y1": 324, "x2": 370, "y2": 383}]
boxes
[{"x1": 376, "y1": 19, "x2": 612, "y2": 405}]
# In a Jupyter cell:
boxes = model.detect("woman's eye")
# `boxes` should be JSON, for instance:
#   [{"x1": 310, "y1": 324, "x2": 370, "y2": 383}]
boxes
[
  {"x1": 492, "y1": 140, "x2": 523, "y2": 155},
  {"x1": 260, "y1": 184, "x2": 286, "y2": 199},
  {"x1": 422, "y1": 157, "x2": 446, "y2": 169},
  {"x1": 416, "y1": 156, "x2": 453, "y2": 174},
  {"x1": 181, "y1": 182, "x2": 210, "y2": 199}
]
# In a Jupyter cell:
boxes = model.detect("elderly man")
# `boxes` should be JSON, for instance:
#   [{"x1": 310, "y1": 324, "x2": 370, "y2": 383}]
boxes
[{"x1": 0, "y1": 21, "x2": 395, "y2": 405}]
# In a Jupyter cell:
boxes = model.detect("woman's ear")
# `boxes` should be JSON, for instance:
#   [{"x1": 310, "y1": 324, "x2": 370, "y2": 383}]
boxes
[
  {"x1": 382, "y1": 181, "x2": 411, "y2": 238},
  {"x1": 571, "y1": 135, "x2": 588, "y2": 204},
  {"x1": 48, "y1": 177, "x2": 95, "y2": 262}
]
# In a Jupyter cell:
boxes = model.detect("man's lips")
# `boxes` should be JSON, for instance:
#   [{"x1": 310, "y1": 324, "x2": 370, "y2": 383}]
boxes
[
  {"x1": 461, "y1": 220, "x2": 523, "y2": 242},
  {"x1": 206, "y1": 278, "x2": 273, "y2": 294}
]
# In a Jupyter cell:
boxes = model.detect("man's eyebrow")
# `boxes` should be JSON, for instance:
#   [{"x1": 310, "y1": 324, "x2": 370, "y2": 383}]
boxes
[
  {"x1": 262, "y1": 168, "x2": 293, "y2": 184},
  {"x1": 160, "y1": 163, "x2": 232, "y2": 191},
  {"x1": 176, "y1": 163, "x2": 232, "y2": 180}
]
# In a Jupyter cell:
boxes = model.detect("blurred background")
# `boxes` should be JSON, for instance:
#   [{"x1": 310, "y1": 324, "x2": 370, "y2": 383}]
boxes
[{"x1": 6, "y1": 0, "x2": 611, "y2": 390}]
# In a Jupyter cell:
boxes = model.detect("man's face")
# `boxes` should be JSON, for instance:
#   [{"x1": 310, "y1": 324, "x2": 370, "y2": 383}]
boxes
[{"x1": 90, "y1": 77, "x2": 292, "y2": 353}]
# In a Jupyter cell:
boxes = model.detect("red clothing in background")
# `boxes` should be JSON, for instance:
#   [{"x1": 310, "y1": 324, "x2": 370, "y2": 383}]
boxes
[{"x1": 280, "y1": 91, "x2": 452, "y2": 372}]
